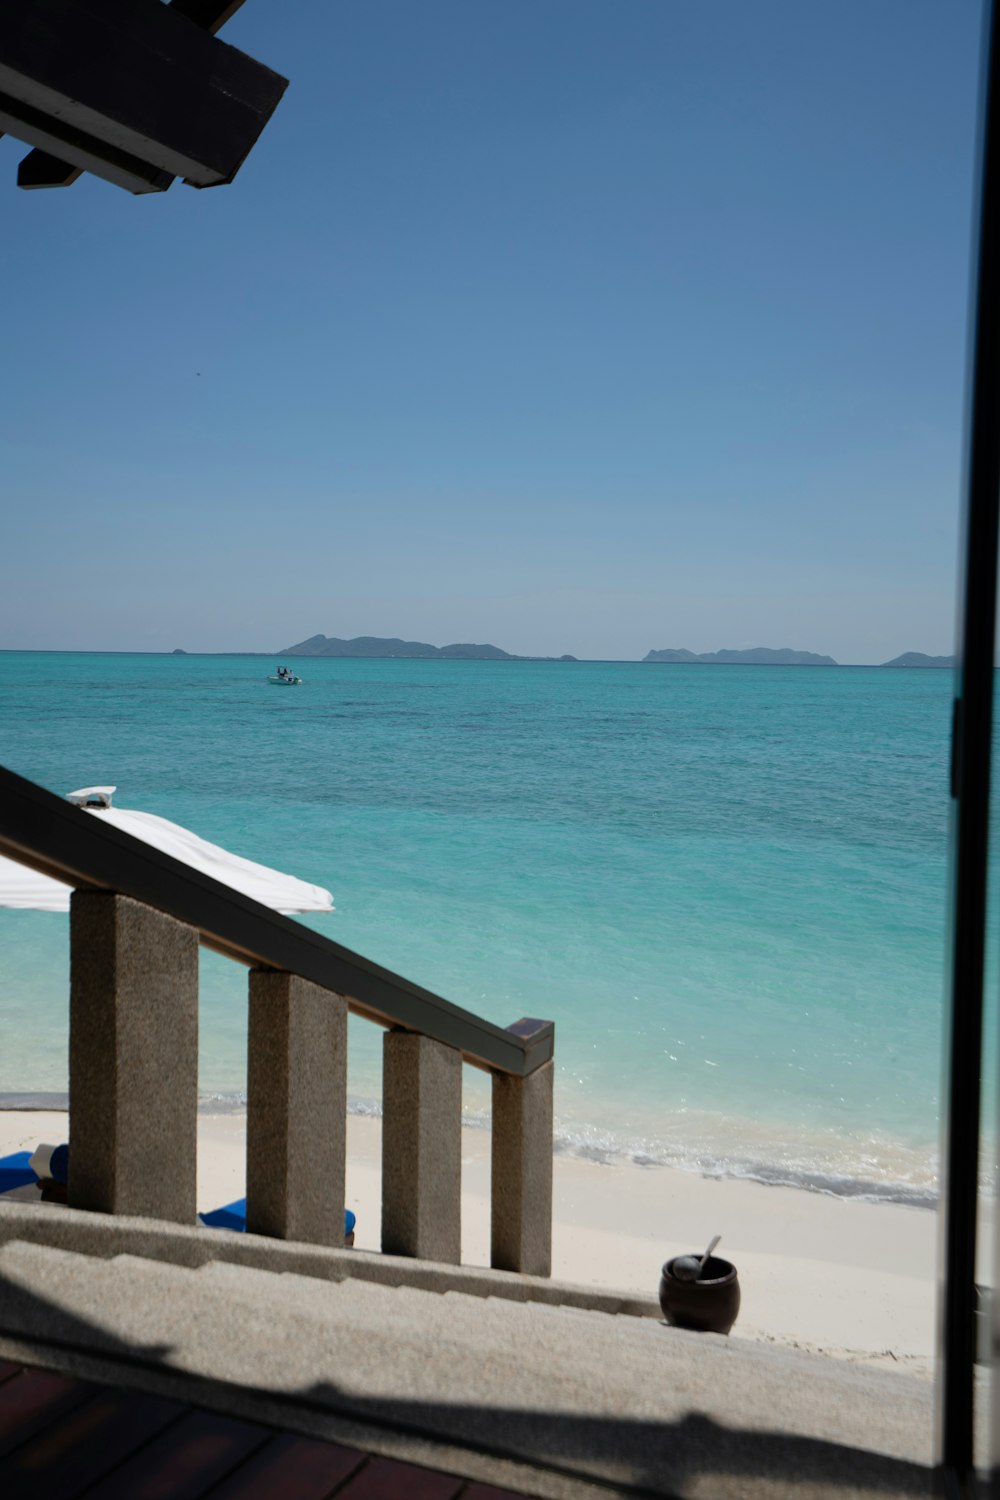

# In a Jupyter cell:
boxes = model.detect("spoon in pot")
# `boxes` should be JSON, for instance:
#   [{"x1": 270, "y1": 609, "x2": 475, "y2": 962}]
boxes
[
  {"x1": 697, "y1": 1234, "x2": 721, "y2": 1277},
  {"x1": 672, "y1": 1233, "x2": 721, "y2": 1282}
]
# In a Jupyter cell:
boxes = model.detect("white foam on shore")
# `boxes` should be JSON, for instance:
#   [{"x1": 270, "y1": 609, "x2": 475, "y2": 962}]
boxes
[
  {"x1": 554, "y1": 1121, "x2": 939, "y2": 1208},
  {"x1": 0, "y1": 1087, "x2": 943, "y2": 1208},
  {"x1": 185, "y1": 1090, "x2": 945, "y2": 1209}
]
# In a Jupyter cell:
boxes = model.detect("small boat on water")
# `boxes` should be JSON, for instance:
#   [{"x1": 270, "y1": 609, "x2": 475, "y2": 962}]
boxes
[{"x1": 267, "y1": 667, "x2": 303, "y2": 686}]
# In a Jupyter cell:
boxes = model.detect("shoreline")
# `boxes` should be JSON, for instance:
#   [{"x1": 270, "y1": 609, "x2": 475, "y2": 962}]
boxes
[
  {"x1": 0, "y1": 1091, "x2": 942, "y2": 1210},
  {"x1": 0, "y1": 1107, "x2": 940, "y2": 1378}
]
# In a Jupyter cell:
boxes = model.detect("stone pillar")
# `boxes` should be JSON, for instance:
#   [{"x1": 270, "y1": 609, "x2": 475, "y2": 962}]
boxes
[
  {"x1": 246, "y1": 969, "x2": 347, "y2": 1244},
  {"x1": 381, "y1": 1029, "x2": 462, "y2": 1263},
  {"x1": 491, "y1": 1060, "x2": 553, "y2": 1277},
  {"x1": 69, "y1": 891, "x2": 199, "y2": 1222}
]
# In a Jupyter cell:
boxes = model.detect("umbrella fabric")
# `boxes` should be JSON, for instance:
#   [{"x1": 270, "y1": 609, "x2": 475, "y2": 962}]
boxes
[{"x1": 0, "y1": 792, "x2": 333, "y2": 915}]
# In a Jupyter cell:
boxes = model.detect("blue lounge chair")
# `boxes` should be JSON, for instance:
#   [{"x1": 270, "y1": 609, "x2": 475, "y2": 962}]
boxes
[
  {"x1": 200, "y1": 1198, "x2": 356, "y2": 1240},
  {"x1": 1, "y1": 1151, "x2": 356, "y2": 1242},
  {"x1": 0, "y1": 1151, "x2": 36, "y2": 1193}
]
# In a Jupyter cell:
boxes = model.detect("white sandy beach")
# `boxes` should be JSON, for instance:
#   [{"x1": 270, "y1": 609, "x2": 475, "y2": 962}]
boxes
[{"x1": 0, "y1": 1108, "x2": 940, "y2": 1378}]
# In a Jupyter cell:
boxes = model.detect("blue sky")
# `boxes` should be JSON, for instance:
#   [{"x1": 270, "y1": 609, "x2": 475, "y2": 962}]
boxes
[{"x1": 0, "y1": 1, "x2": 984, "y2": 662}]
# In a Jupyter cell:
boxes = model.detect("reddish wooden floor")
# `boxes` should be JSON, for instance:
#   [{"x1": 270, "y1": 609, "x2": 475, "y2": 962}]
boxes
[{"x1": 0, "y1": 1358, "x2": 529, "y2": 1499}]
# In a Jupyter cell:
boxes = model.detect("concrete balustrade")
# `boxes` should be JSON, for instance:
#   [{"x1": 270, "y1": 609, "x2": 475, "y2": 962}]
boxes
[
  {"x1": 65, "y1": 903, "x2": 554, "y2": 1270},
  {"x1": 381, "y1": 1029, "x2": 462, "y2": 1263},
  {"x1": 380, "y1": 1027, "x2": 554, "y2": 1275},
  {"x1": 4, "y1": 769, "x2": 557, "y2": 1274},
  {"x1": 491, "y1": 1059, "x2": 554, "y2": 1277},
  {"x1": 246, "y1": 969, "x2": 347, "y2": 1244},
  {"x1": 68, "y1": 891, "x2": 199, "y2": 1222}
]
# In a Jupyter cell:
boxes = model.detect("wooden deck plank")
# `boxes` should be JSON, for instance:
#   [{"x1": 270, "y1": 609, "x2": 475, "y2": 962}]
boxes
[
  {"x1": 80, "y1": 1408, "x2": 271, "y2": 1499},
  {"x1": 0, "y1": 1367, "x2": 94, "y2": 1458},
  {"x1": 335, "y1": 1456, "x2": 465, "y2": 1499},
  {"x1": 203, "y1": 1431, "x2": 365, "y2": 1498},
  {"x1": 0, "y1": 1363, "x2": 537, "y2": 1500},
  {"x1": 3, "y1": 1385, "x2": 185, "y2": 1500}
]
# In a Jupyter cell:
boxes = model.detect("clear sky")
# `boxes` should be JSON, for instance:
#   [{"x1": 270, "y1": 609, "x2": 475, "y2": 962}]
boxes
[{"x1": 0, "y1": 1, "x2": 985, "y2": 662}]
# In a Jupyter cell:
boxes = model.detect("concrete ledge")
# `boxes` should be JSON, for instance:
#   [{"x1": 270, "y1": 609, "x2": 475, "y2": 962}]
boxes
[
  {"x1": 0, "y1": 1233, "x2": 939, "y2": 1500},
  {"x1": 0, "y1": 1199, "x2": 660, "y2": 1319}
]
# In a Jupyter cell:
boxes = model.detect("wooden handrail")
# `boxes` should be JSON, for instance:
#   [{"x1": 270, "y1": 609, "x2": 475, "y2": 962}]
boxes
[{"x1": 0, "y1": 765, "x2": 553, "y2": 1076}]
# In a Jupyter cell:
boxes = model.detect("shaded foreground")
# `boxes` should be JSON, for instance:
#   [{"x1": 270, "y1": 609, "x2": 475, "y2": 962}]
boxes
[
  {"x1": 0, "y1": 1358, "x2": 518, "y2": 1499},
  {"x1": 0, "y1": 1202, "x2": 937, "y2": 1499}
]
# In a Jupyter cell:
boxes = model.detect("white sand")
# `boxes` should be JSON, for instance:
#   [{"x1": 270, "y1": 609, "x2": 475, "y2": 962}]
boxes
[{"x1": 0, "y1": 1108, "x2": 939, "y2": 1377}]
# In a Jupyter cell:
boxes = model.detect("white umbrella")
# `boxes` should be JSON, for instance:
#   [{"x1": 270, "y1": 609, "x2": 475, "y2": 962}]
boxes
[{"x1": 0, "y1": 786, "x2": 334, "y2": 915}]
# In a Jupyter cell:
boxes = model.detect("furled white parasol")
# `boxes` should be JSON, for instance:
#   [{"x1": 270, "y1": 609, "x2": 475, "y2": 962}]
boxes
[{"x1": 0, "y1": 786, "x2": 334, "y2": 915}]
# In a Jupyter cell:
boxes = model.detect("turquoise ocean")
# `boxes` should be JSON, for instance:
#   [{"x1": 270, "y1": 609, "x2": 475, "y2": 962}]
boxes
[{"x1": 0, "y1": 653, "x2": 956, "y2": 1207}]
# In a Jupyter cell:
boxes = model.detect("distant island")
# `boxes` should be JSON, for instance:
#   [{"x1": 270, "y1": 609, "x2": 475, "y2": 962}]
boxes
[
  {"x1": 880, "y1": 652, "x2": 956, "y2": 669},
  {"x1": 268, "y1": 635, "x2": 953, "y2": 667},
  {"x1": 280, "y1": 634, "x2": 577, "y2": 662},
  {"x1": 643, "y1": 647, "x2": 837, "y2": 666}
]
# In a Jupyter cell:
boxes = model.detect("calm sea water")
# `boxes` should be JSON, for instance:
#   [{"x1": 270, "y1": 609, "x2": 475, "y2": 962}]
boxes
[{"x1": 0, "y1": 652, "x2": 955, "y2": 1204}]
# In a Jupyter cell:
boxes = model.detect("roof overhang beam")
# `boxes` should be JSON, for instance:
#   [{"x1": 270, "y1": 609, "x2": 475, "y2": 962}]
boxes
[{"x1": 0, "y1": 1, "x2": 287, "y2": 194}]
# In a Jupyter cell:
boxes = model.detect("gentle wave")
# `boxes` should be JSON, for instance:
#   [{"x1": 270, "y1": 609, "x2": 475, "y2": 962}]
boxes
[
  {"x1": 187, "y1": 1091, "x2": 944, "y2": 1209},
  {"x1": 0, "y1": 1088, "x2": 944, "y2": 1206},
  {"x1": 549, "y1": 1120, "x2": 941, "y2": 1209},
  {"x1": 551, "y1": 1132, "x2": 940, "y2": 1209}
]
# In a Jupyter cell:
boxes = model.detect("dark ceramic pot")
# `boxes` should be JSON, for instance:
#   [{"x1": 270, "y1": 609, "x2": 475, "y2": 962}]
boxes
[{"x1": 658, "y1": 1255, "x2": 741, "y2": 1335}]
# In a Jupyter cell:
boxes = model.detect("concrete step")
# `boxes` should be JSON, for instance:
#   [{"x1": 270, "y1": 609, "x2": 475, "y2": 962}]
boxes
[
  {"x1": 0, "y1": 1234, "x2": 938, "y2": 1500},
  {"x1": 0, "y1": 1196, "x2": 659, "y2": 1318}
]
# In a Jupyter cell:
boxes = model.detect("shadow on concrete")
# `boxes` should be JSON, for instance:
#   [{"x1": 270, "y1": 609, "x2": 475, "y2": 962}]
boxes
[
  {"x1": 280, "y1": 1382, "x2": 938, "y2": 1499},
  {"x1": 0, "y1": 1268, "x2": 937, "y2": 1499},
  {"x1": 0, "y1": 1275, "x2": 174, "y2": 1370}
]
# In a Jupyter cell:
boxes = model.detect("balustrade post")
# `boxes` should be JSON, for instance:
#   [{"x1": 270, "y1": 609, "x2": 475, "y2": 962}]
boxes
[
  {"x1": 246, "y1": 969, "x2": 347, "y2": 1244},
  {"x1": 381, "y1": 1029, "x2": 462, "y2": 1263},
  {"x1": 69, "y1": 891, "x2": 198, "y2": 1222},
  {"x1": 491, "y1": 1021, "x2": 554, "y2": 1277}
]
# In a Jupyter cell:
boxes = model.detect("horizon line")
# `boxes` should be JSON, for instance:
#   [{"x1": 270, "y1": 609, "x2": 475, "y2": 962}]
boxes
[{"x1": 0, "y1": 647, "x2": 958, "y2": 668}]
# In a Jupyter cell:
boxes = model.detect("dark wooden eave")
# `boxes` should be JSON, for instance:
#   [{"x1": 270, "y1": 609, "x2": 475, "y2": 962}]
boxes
[{"x1": 0, "y1": 0, "x2": 287, "y2": 194}]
